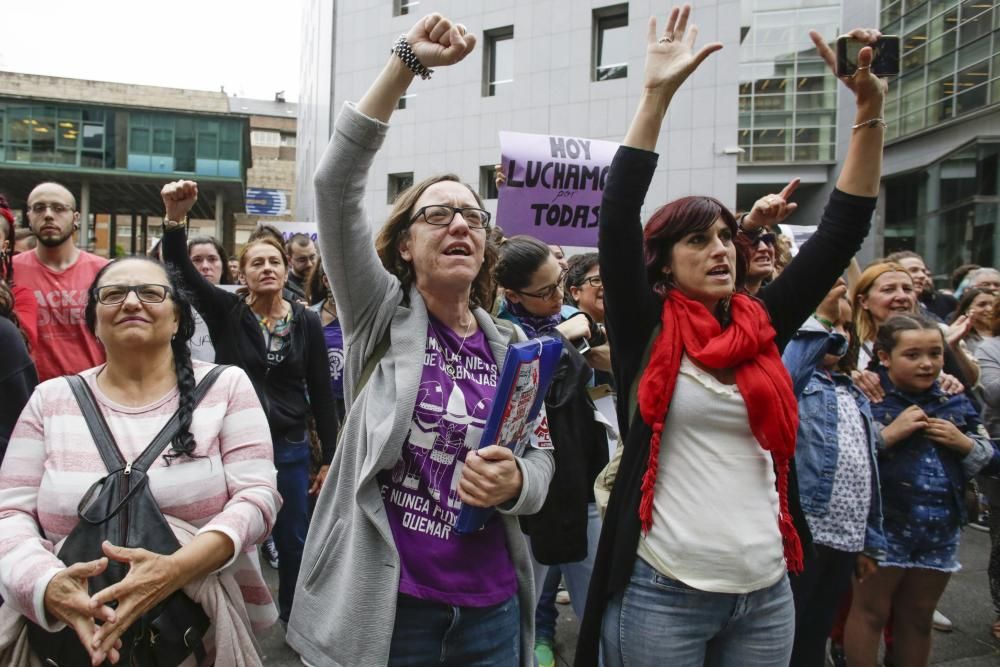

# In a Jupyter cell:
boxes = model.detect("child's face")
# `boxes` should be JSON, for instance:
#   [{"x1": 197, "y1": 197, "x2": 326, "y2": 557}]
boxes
[
  {"x1": 822, "y1": 299, "x2": 852, "y2": 369},
  {"x1": 878, "y1": 329, "x2": 945, "y2": 392}
]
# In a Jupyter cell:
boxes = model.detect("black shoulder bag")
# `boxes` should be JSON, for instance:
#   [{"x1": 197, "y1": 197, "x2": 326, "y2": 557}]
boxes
[{"x1": 27, "y1": 365, "x2": 227, "y2": 667}]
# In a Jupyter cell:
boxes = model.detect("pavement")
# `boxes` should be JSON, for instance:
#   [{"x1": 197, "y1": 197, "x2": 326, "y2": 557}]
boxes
[{"x1": 257, "y1": 527, "x2": 1000, "y2": 666}]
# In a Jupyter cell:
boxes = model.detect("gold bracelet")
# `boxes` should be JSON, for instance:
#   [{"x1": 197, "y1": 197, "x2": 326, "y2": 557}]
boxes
[
  {"x1": 162, "y1": 216, "x2": 188, "y2": 231},
  {"x1": 852, "y1": 117, "x2": 886, "y2": 130}
]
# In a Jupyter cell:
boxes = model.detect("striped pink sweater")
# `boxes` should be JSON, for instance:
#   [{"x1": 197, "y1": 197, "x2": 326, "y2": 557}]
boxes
[{"x1": 0, "y1": 362, "x2": 281, "y2": 632}]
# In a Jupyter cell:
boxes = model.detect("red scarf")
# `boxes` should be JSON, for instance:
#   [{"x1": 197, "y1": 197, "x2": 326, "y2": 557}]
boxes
[{"x1": 637, "y1": 290, "x2": 803, "y2": 573}]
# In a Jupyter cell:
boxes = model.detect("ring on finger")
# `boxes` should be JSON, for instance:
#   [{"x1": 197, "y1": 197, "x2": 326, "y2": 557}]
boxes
[
  {"x1": 659, "y1": 36, "x2": 674, "y2": 43},
  {"x1": 455, "y1": 23, "x2": 467, "y2": 35}
]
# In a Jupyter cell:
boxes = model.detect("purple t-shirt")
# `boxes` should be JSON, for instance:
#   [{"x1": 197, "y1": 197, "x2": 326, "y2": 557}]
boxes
[
  {"x1": 378, "y1": 315, "x2": 518, "y2": 607},
  {"x1": 322, "y1": 319, "x2": 345, "y2": 399}
]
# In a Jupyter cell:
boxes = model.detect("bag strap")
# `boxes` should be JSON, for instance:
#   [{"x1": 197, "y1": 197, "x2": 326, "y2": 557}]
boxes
[
  {"x1": 66, "y1": 375, "x2": 125, "y2": 473},
  {"x1": 133, "y1": 364, "x2": 228, "y2": 471},
  {"x1": 355, "y1": 326, "x2": 391, "y2": 398},
  {"x1": 68, "y1": 365, "x2": 229, "y2": 475}
]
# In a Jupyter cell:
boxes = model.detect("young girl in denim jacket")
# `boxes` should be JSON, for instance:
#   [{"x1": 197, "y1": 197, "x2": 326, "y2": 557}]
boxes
[
  {"x1": 845, "y1": 314, "x2": 998, "y2": 666},
  {"x1": 782, "y1": 282, "x2": 886, "y2": 666}
]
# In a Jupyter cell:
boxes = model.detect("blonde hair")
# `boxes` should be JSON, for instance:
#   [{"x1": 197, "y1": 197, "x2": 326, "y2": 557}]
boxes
[{"x1": 850, "y1": 262, "x2": 912, "y2": 344}]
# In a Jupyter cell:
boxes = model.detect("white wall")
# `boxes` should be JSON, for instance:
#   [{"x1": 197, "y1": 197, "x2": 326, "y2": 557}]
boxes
[{"x1": 297, "y1": 0, "x2": 741, "y2": 238}]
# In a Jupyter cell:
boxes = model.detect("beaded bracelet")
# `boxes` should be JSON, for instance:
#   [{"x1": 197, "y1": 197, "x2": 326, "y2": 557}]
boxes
[{"x1": 391, "y1": 34, "x2": 433, "y2": 80}]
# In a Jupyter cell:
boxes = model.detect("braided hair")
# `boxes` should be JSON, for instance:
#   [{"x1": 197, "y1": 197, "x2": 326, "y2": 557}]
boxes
[{"x1": 84, "y1": 256, "x2": 201, "y2": 462}]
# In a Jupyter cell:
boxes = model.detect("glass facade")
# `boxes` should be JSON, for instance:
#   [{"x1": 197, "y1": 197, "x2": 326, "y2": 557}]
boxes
[
  {"x1": 884, "y1": 140, "x2": 1000, "y2": 274},
  {"x1": 0, "y1": 104, "x2": 111, "y2": 168},
  {"x1": 738, "y1": 0, "x2": 840, "y2": 164},
  {"x1": 0, "y1": 100, "x2": 244, "y2": 178},
  {"x1": 882, "y1": 0, "x2": 998, "y2": 141}
]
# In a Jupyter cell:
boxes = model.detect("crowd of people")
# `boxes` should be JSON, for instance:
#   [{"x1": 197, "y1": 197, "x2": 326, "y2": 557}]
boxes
[{"x1": 0, "y1": 5, "x2": 998, "y2": 667}]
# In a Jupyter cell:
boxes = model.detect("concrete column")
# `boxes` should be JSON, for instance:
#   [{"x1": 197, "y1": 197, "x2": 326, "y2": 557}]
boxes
[
  {"x1": 130, "y1": 213, "x2": 138, "y2": 255},
  {"x1": 79, "y1": 181, "x2": 91, "y2": 250},
  {"x1": 922, "y1": 163, "x2": 941, "y2": 274},
  {"x1": 215, "y1": 190, "x2": 225, "y2": 241}
]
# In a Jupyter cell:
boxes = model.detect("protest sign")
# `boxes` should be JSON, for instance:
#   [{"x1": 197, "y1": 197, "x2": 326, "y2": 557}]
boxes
[
  {"x1": 778, "y1": 224, "x2": 818, "y2": 256},
  {"x1": 497, "y1": 131, "x2": 619, "y2": 247},
  {"x1": 265, "y1": 221, "x2": 319, "y2": 243}
]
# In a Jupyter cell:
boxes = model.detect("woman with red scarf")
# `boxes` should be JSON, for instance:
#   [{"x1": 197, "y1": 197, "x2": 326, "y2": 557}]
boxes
[{"x1": 575, "y1": 6, "x2": 887, "y2": 666}]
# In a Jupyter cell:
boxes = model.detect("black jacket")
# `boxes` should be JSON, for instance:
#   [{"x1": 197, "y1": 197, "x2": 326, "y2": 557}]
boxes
[
  {"x1": 575, "y1": 146, "x2": 877, "y2": 665},
  {"x1": 161, "y1": 227, "x2": 338, "y2": 463},
  {"x1": 0, "y1": 316, "x2": 37, "y2": 463},
  {"x1": 520, "y1": 336, "x2": 609, "y2": 565}
]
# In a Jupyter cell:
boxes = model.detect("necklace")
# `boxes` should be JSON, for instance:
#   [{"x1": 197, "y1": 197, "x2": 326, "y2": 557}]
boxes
[{"x1": 443, "y1": 316, "x2": 475, "y2": 379}]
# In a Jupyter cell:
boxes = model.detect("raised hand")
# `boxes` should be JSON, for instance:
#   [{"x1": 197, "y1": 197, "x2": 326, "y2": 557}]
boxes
[
  {"x1": 494, "y1": 163, "x2": 506, "y2": 190},
  {"x1": 160, "y1": 180, "x2": 198, "y2": 223},
  {"x1": 815, "y1": 278, "x2": 848, "y2": 327},
  {"x1": 809, "y1": 28, "x2": 887, "y2": 111},
  {"x1": 945, "y1": 314, "x2": 972, "y2": 347},
  {"x1": 642, "y1": 4, "x2": 723, "y2": 96},
  {"x1": 405, "y1": 13, "x2": 477, "y2": 69},
  {"x1": 743, "y1": 178, "x2": 800, "y2": 231},
  {"x1": 42, "y1": 558, "x2": 123, "y2": 665}
]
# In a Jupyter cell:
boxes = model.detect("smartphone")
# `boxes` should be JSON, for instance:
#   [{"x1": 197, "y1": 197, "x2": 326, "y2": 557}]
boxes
[{"x1": 836, "y1": 35, "x2": 900, "y2": 77}]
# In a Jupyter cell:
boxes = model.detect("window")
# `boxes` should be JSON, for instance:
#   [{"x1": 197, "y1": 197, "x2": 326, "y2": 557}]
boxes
[
  {"x1": 593, "y1": 5, "x2": 629, "y2": 81},
  {"x1": 387, "y1": 172, "x2": 414, "y2": 204},
  {"x1": 251, "y1": 130, "x2": 281, "y2": 147},
  {"x1": 479, "y1": 165, "x2": 499, "y2": 200},
  {"x1": 393, "y1": 0, "x2": 418, "y2": 16},
  {"x1": 280, "y1": 133, "x2": 297, "y2": 147},
  {"x1": 482, "y1": 26, "x2": 514, "y2": 97}
]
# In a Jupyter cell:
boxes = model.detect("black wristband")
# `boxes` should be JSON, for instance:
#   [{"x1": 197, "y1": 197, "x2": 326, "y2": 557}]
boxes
[{"x1": 391, "y1": 34, "x2": 433, "y2": 80}]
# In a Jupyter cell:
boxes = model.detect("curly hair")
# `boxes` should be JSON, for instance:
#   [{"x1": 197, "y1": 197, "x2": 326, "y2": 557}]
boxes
[
  {"x1": 374, "y1": 174, "x2": 497, "y2": 309},
  {"x1": 84, "y1": 257, "x2": 201, "y2": 462}
]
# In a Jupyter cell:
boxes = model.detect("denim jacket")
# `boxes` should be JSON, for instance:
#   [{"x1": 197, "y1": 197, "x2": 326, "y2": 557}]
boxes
[
  {"x1": 782, "y1": 319, "x2": 887, "y2": 558},
  {"x1": 869, "y1": 368, "x2": 998, "y2": 525}
]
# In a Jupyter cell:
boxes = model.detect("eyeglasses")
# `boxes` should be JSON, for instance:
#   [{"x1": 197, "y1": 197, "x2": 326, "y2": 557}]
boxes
[
  {"x1": 518, "y1": 269, "x2": 568, "y2": 300},
  {"x1": 410, "y1": 205, "x2": 491, "y2": 230},
  {"x1": 580, "y1": 276, "x2": 603, "y2": 289},
  {"x1": 29, "y1": 202, "x2": 74, "y2": 215},
  {"x1": 96, "y1": 283, "x2": 172, "y2": 305}
]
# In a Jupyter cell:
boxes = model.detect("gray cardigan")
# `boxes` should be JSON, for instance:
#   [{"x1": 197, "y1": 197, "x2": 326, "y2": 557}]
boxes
[
  {"x1": 976, "y1": 336, "x2": 1000, "y2": 438},
  {"x1": 285, "y1": 102, "x2": 554, "y2": 667}
]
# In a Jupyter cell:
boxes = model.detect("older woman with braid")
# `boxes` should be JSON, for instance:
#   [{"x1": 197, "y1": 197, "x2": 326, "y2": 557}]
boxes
[{"x1": 0, "y1": 256, "x2": 280, "y2": 665}]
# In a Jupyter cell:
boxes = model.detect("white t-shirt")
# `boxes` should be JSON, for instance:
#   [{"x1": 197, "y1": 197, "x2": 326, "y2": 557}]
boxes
[{"x1": 637, "y1": 355, "x2": 787, "y2": 593}]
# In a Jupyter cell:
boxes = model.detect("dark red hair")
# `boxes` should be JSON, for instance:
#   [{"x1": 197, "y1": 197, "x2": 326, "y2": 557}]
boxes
[{"x1": 642, "y1": 196, "x2": 746, "y2": 297}]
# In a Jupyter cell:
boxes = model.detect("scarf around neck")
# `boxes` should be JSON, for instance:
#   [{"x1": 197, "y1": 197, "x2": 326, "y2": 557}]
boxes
[
  {"x1": 636, "y1": 290, "x2": 803, "y2": 573},
  {"x1": 504, "y1": 299, "x2": 563, "y2": 339}
]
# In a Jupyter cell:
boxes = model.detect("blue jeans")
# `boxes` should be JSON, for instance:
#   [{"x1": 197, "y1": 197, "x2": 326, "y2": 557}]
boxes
[
  {"x1": 388, "y1": 593, "x2": 520, "y2": 666},
  {"x1": 272, "y1": 430, "x2": 311, "y2": 622},
  {"x1": 532, "y1": 502, "x2": 602, "y2": 639},
  {"x1": 602, "y1": 558, "x2": 794, "y2": 667},
  {"x1": 534, "y1": 566, "x2": 562, "y2": 642}
]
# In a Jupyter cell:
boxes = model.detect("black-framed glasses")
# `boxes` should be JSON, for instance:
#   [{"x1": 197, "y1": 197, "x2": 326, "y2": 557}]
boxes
[
  {"x1": 580, "y1": 276, "x2": 603, "y2": 289},
  {"x1": 96, "y1": 283, "x2": 172, "y2": 305},
  {"x1": 518, "y1": 269, "x2": 568, "y2": 300},
  {"x1": 29, "y1": 202, "x2": 74, "y2": 215},
  {"x1": 410, "y1": 205, "x2": 491, "y2": 230}
]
